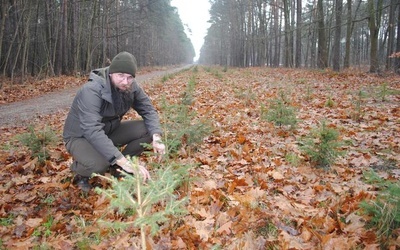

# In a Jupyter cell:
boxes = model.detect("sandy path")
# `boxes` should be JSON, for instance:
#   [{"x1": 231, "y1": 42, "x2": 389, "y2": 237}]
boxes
[{"x1": 0, "y1": 66, "x2": 189, "y2": 127}]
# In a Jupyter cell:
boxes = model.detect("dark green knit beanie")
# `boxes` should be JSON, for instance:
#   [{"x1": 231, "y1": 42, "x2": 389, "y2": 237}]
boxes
[{"x1": 109, "y1": 51, "x2": 137, "y2": 77}]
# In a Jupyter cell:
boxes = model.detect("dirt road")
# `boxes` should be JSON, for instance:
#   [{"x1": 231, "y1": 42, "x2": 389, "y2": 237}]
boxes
[{"x1": 0, "y1": 66, "x2": 190, "y2": 127}]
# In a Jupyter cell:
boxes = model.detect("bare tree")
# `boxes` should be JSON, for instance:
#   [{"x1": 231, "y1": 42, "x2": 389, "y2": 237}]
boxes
[
  {"x1": 396, "y1": 3, "x2": 400, "y2": 73},
  {"x1": 333, "y1": 0, "x2": 343, "y2": 71},
  {"x1": 0, "y1": 1, "x2": 8, "y2": 74},
  {"x1": 317, "y1": 0, "x2": 328, "y2": 69},
  {"x1": 367, "y1": 0, "x2": 383, "y2": 73},
  {"x1": 19, "y1": 1, "x2": 34, "y2": 82},
  {"x1": 0, "y1": 0, "x2": 194, "y2": 82},
  {"x1": 2, "y1": 1, "x2": 25, "y2": 78},
  {"x1": 283, "y1": 0, "x2": 293, "y2": 67},
  {"x1": 295, "y1": 0, "x2": 302, "y2": 68},
  {"x1": 61, "y1": 0, "x2": 68, "y2": 75},
  {"x1": 386, "y1": 0, "x2": 396, "y2": 70},
  {"x1": 344, "y1": 0, "x2": 352, "y2": 69},
  {"x1": 272, "y1": 0, "x2": 280, "y2": 67}
]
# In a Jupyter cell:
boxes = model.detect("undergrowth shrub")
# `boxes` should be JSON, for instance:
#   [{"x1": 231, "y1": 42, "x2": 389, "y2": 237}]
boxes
[
  {"x1": 261, "y1": 91, "x2": 297, "y2": 129},
  {"x1": 161, "y1": 73, "x2": 174, "y2": 83},
  {"x1": 285, "y1": 152, "x2": 301, "y2": 167},
  {"x1": 235, "y1": 87, "x2": 256, "y2": 105},
  {"x1": 377, "y1": 82, "x2": 389, "y2": 102},
  {"x1": 213, "y1": 70, "x2": 223, "y2": 80},
  {"x1": 181, "y1": 75, "x2": 196, "y2": 105},
  {"x1": 375, "y1": 82, "x2": 400, "y2": 102},
  {"x1": 94, "y1": 157, "x2": 189, "y2": 250},
  {"x1": 17, "y1": 126, "x2": 58, "y2": 164},
  {"x1": 325, "y1": 95, "x2": 336, "y2": 107},
  {"x1": 159, "y1": 75, "x2": 212, "y2": 156},
  {"x1": 360, "y1": 170, "x2": 400, "y2": 246},
  {"x1": 351, "y1": 89, "x2": 368, "y2": 122},
  {"x1": 304, "y1": 85, "x2": 313, "y2": 102},
  {"x1": 300, "y1": 121, "x2": 343, "y2": 169}
]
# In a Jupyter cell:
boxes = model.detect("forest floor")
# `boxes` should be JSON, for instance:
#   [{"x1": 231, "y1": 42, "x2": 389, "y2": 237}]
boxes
[{"x1": 0, "y1": 65, "x2": 399, "y2": 249}]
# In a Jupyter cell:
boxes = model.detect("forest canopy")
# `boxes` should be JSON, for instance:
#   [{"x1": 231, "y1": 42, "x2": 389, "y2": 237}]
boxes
[
  {"x1": 199, "y1": 0, "x2": 400, "y2": 73},
  {"x1": 0, "y1": 0, "x2": 195, "y2": 79},
  {"x1": 0, "y1": 0, "x2": 399, "y2": 81}
]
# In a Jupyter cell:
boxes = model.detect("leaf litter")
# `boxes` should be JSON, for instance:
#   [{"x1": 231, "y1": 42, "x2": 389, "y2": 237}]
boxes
[{"x1": 0, "y1": 67, "x2": 399, "y2": 249}]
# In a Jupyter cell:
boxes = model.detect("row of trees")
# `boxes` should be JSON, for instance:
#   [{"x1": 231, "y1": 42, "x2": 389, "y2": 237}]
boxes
[
  {"x1": 199, "y1": 0, "x2": 400, "y2": 73},
  {"x1": 0, "y1": 0, "x2": 195, "y2": 81}
]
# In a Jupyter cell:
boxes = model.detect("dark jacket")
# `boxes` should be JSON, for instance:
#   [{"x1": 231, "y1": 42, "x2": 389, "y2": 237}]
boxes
[{"x1": 63, "y1": 67, "x2": 162, "y2": 164}]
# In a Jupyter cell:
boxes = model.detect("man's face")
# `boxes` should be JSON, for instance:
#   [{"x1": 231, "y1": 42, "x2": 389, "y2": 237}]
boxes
[{"x1": 109, "y1": 73, "x2": 134, "y2": 92}]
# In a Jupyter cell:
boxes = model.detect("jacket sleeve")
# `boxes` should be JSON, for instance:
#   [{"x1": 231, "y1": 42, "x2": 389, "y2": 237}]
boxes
[
  {"x1": 132, "y1": 81, "x2": 163, "y2": 136},
  {"x1": 77, "y1": 85, "x2": 123, "y2": 164}
]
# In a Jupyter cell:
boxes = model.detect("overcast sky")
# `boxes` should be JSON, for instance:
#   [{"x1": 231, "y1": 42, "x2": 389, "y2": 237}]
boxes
[{"x1": 170, "y1": 0, "x2": 211, "y2": 61}]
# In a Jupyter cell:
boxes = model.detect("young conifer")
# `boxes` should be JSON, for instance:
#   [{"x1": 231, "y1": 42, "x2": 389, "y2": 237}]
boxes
[{"x1": 94, "y1": 157, "x2": 189, "y2": 249}]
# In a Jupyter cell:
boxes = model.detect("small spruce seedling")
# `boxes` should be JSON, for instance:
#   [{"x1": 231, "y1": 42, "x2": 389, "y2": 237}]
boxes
[
  {"x1": 17, "y1": 126, "x2": 58, "y2": 164},
  {"x1": 262, "y1": 91, "x2": 297, "y2": 129},
  {"x1": 360, "y1": 170, "x2": 400, "y2": 246},
  {"x1": 94, "y1": 157, "x2": 188, "y2": 250},
  {"x1": 300, "y1": 121, "x2": 344, "y2": 169}
]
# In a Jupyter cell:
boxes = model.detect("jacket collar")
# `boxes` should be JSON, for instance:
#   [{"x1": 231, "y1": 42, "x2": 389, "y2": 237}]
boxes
[{"x1": 89, "y1": 67, "x2": 113, "y2": 103}]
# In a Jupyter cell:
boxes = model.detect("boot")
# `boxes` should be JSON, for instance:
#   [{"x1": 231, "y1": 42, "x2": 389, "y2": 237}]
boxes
[{"x1": 72, "y1": 174, "x2": 92, "y2": 192}]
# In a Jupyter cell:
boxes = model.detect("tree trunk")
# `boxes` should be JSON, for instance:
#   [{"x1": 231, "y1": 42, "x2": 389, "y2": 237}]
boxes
[
  {"x1": 295, "y1": 0, "x2": 302, "y2": 68},
  {"x1": 395, "y1": 3, "x2": 400, "y2": 73},
  {"x1": 256, "y1": 0, "x2": 267, "y2": 66},
  {"x1": 344, "y1": 0, "x2": 352, "y2": 68},
  {"x1": 272, "y1": 0, "x2": 280, "y2": 67},
  {"x1": 73, "y1": 1, "x2": 82, "y2": 73},
  {"x1": 283, "y1": 0, "x2": 292, "y2": 67},
  {"x1": 20, "y1": 1, "x2": 34, "y2": 82},
  {"x1": 367, "y1": 0, "x2": 383, "y2": 73},
  {"x1": 101, "y1": 0, "x2": 109, "y2": 66},
  {"x1": 307, "y1": 0, "x2": 318, "y2": 68},
  {"x1": 333, "y1": 0, "x2": 343, "y2": 71},
  {"x1": 3, "y1": 2, "x2": 23, "y2": 78},
  {"x1": 0, "y1": 1, "x2": 9, "y2": 76},
  {"x1": 385, "y1": 0, "x2": 396, "y2": 70},
  {"x1": 68, "y1": 0, "x2": 76, "y2": 74},
  {"x1": 115, "y1": 0, "x2": 120, "y2": 52},
  {"x1": 85, "y1": 1, "x2": 98, "y2": 72},
  {"x1": 317, "y1": 0, "x2": 328, "y2": 69},
  {"x1": 61, "y1": 0, "x2": 68, "y2": 75},
  {"x1": 52, "y1": 0, "x2": 62, "y2": 76},
  {"x1": 44, "y1": 1, "x2": 55, "y2": 76}
]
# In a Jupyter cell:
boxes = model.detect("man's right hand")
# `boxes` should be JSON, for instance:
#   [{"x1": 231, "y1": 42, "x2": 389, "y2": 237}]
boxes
[{"x1": 115, "y1": 157, "x2": 150, "y2": 181}]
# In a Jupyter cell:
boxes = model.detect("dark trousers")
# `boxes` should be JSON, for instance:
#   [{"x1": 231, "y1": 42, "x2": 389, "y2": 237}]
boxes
[{"x1": 66, "y1": 120, "x2": 151, "y2": 177}]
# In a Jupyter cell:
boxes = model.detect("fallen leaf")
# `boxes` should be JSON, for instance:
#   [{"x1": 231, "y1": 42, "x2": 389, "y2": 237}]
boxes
[
  {"x1": 216, "y1": 221, "x2": 232, "y2": 234},
  {"x1": 25, "y1": 218, "x2": 43, "y2": 228}
]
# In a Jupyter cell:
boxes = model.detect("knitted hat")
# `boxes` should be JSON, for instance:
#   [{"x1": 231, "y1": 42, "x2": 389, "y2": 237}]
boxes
[{"x1": 109, "y1": 51, "x2": 137, "y2": 77}]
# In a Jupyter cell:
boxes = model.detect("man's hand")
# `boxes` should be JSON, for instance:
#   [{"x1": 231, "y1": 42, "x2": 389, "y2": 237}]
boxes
[
  {"x1": 115, "y1": 157, "x2": 150, "y2": 181},
  {"x1": 152, "y1": 134, "x2": 166, "y2": 155}
]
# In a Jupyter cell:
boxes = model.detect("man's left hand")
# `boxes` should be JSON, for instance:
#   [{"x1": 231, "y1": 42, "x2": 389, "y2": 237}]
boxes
[{"x1": 152, "y1": 134, "x2": 166, "y2": 155}]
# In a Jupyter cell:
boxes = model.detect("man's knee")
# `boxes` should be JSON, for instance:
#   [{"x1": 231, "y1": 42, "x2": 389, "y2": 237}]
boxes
[
  {"x1": 91, "y1": 158, "x2": 110, "y2": 174},
  {"x1": 71, "y1": 159, "x2": 109, "y2": 177}
]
